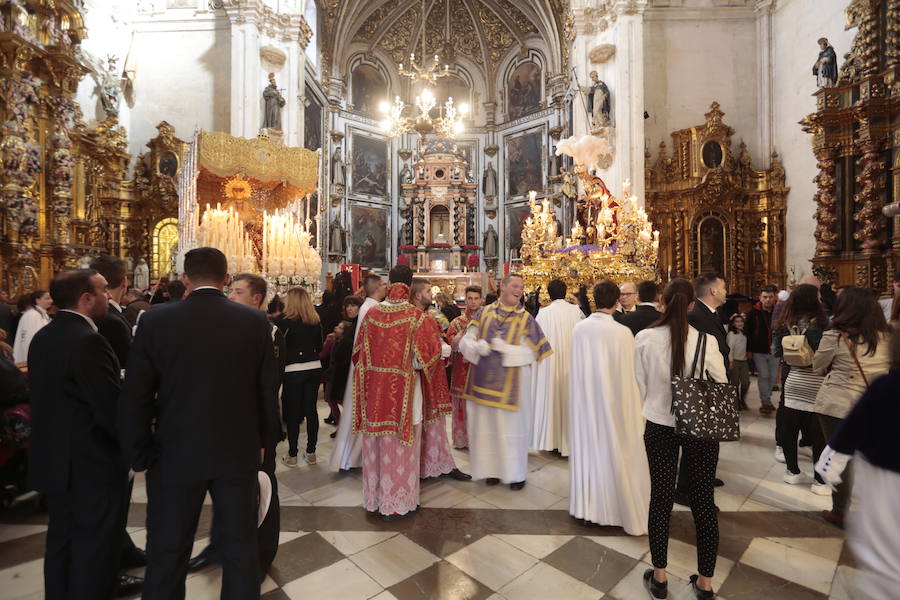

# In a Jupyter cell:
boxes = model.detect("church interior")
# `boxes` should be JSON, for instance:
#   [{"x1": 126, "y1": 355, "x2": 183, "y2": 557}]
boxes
[{"x1": 1, "y1": 0, "x2": 899, "y2": 598}]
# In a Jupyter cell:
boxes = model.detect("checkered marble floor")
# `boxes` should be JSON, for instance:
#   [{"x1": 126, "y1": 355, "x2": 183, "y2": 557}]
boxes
[{"x1": 0, "y1": 383, "x2": 863, "y2": 599}]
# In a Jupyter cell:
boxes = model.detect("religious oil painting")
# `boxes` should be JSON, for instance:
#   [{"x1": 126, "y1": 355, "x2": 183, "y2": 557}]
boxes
[
  {"x1": 505, "y1": 202, "x2": 532, "y2": 256},
  {"x1": 351, "y1": 133, "x2": 389, "y2": 198},
  {"x1": 304, "y1": 85, "x2": 322, "y2": 151},
  {"x1": 507, "y1": 62, "x2": 542, "y2": 119},
  {"x1": 506, "y1": 128, "x2": 544, "y2": 198},
  {"x1": 351, "y1": 64, "x2": 388, "y2": 116},
  {"x1": 695, "y1": 213, "x2": 727, "y2": 278},
  {"x1": 350, "y1": 202, "x2": 390, "y2": 269}
]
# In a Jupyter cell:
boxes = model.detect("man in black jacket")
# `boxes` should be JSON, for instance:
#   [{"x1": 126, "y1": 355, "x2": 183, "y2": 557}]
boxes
[
  {"x1": 745, "y1": 284, "x2": 779, "y2": 416},
  {"x1": 674, "y1": 273, "x2": 729, "y2": 506},
  {"x1": 188, "y1": 272, "x2": 285, "y2": 577},
  {"x1": 28, "y1": 269, "x2": 128, "y2": 599},
  {"x1": 619, "y1": 280, "x2": 661, "y2": 336},
  {"x1": 90, "y1": 254, "x2": 146, "y2": 594},
  {"x1": 120, "y1": 248, "x2": 279, "y2": 599}
]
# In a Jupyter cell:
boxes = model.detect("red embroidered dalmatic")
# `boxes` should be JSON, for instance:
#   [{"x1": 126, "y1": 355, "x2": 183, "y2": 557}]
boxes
[
  {"x1": 352, "y1": 283, "x2": 447, "y2": 445},
  {"x1": 446, "y1": 312, "x2": 473, "y2": 397}
]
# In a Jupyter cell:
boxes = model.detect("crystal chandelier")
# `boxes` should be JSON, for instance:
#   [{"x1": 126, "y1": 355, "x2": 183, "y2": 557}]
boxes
[
  {"x1": 378, "y1": 0, "x2": 468, "y2": 138},
  {"x1": 379, "y1": 88, "x2": 469, "y2": 138}
]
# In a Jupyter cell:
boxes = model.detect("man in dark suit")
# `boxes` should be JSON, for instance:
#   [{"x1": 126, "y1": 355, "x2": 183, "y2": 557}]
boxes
[
  {"x1": 120, "y1": 248, "x2": 279, "y2": 599},
  {"x1": 28, "y1": 269, "x2": 129, "y2": 599},
  {"x1": 188, "y1": 272, "x2": 284, "y2": 577},
  {"x1": 90, "y1": 255, "x2": 146, "y2": 594},
  {"x1": 675, "y1": 273, "x2": 729, "y2": 506},
  {"x1": 619, "y1": 280, "x2": 661, "y2": 336}
]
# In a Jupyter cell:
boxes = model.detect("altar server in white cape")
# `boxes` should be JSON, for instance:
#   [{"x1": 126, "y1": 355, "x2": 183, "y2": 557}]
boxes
[
  {"x1": 460, "y1": 273, "x2": 552, "y2": 489},
  {"x1": 328, "y1": 274, "x2": 384, "y2": 471},
  {"x1": 569, "y1": 280, "x2": 650, "y2": 535},
  {"x1": 533, "y1": 279, "x2": 583, "y2": 456}
]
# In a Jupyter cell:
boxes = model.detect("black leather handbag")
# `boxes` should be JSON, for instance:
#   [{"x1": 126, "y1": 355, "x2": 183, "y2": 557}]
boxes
[{"x1": 671, "y1": 334, "x2": 741, "y2": 441}]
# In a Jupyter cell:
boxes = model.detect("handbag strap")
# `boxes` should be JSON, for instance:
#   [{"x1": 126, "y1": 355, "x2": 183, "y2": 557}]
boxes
[
  {"x1": 689, "y1": 331, "x2": 707, "y2": 379},
  {"x1": 842, "y1": 334, "x2": 869, "y2": 388}
]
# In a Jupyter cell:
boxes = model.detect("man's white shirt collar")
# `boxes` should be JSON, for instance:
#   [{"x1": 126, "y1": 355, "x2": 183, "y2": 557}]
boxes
[
  {"x1": 699, "y1": 299, "x2": 717, "y2": 313},
  {"x1": 109, "y1": 299, "x2": 122, "y2": 312},
  {"x1": 60, "y1": 309, "x2": 98, "y2": 332}
]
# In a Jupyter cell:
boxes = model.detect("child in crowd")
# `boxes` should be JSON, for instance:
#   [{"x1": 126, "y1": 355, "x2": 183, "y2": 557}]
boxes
[
  {"x1": 320, "y1": 321, "x2": 346, "y2": 428},
  {"x1": 727, "y1": 313, "x2": 750, "y2": 410}
]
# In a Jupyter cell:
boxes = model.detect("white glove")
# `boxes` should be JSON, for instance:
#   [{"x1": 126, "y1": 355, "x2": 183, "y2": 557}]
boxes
[
  {"x1": 491, "y1": 337, "x2": 535, "y2": 367},
  {"x1": 440, "y1": 342, "x2": 452, "y2": 359},
  {"x1": 815, "y1": 445, "x2": 851, "y2": 491},
  {"x1": 460, "y1": 329, "x2": 491, "y2": 364},
  {"x1": 475, "y1": 339, "x2": 492, "y2": 357}
]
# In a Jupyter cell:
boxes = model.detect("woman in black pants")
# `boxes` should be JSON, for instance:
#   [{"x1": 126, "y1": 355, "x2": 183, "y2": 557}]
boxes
[
  {"x1": 634, "y1": 278, "x2": 728, "y2": 600},
  {"x1": 275, "y1": 287, "x2": 324, "y2": 467},
  {"x1": 772, "y1": 284, "x2": 829, "y2": 493}
]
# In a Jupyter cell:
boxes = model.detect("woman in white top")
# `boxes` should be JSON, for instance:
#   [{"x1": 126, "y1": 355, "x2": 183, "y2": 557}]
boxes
[
  {"x1": 12, "y1": 289, "x2": 52, "y2": 364},
  {"x1": 634, "y1": 279, "x2": 727, "y2": 600}
]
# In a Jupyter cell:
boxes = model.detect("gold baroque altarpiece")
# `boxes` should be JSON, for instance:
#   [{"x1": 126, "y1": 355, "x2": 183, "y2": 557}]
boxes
[
  {"x1": 801, "y1": 0, "x2": 899, "y2": 292},
  {"x1": 645, "y1": 102, "x2": 788, "y2": 294}
]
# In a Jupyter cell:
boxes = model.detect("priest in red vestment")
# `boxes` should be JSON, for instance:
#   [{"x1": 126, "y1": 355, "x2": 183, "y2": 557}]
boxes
[
  {"x1": 446, "y1": 285, "x2": 484, "y2": 449},
  {"x1": 409, "y1": 279, "x2": 471, "y2": 482},
  {"x1": 352, "y1": 266, "x2": 448, "y2": 519}
]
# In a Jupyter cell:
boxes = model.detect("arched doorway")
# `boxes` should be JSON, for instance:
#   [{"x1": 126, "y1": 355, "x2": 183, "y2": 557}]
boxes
[{"x1": 152, "y1": 217, "x2": 178, "y2": 278}]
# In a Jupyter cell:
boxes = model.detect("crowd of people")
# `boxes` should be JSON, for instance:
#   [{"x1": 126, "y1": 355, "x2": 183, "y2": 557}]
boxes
[{"x1": 1, "y1": 252, "x2": 899, "y2": 599}]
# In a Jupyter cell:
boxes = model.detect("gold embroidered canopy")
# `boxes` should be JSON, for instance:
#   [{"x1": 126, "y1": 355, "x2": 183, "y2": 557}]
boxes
[{"x1": 198, "y1": 130, "x2": 319, "y2": 195}]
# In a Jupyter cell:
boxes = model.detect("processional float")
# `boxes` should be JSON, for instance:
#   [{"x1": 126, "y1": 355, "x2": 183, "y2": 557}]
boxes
[{"x1": 517, "y1": 135, "x2": 659, "y2": 306}]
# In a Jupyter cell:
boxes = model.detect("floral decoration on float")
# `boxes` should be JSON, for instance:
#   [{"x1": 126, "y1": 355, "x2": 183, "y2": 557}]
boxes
[{"x1": 517, "y1": 135, "x2": 660, "y2": 307}]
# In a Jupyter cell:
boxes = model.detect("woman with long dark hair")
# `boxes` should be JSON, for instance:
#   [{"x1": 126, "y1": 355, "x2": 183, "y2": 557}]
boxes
[
  {"x1": 275, "y1": 287, "x2": 324, "y2": 467},
  {"x1": 772, "y1": 284, "x2": 829, "y2": 494},
  {"x1": 813, "y1": 286, "x2": 892, "y2": 527},
  {"x1": 634, "y1": 279, "x2": 727, "y2": 600},
  {"x1": 12, "y1": 290, "x2": 52, "y2": 364}
]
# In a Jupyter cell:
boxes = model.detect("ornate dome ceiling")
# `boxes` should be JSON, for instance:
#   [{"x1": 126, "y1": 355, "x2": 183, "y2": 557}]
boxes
[{"x1": 319, "y1": 0, "x2": 571, "y2": 83}]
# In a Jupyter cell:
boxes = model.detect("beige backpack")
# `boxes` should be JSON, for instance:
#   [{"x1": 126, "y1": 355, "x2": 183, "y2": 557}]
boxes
[{"x1": 782, "y1": 326, "x2": 814, "y2": 367}]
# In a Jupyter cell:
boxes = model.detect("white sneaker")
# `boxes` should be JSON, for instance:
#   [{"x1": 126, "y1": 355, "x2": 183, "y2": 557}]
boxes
[
  {"x1": 810, "y1": 482, "x2": 831, "y2": 496},
  {"x1": 304, "y1": 452, "x2": 317, "y2": 465},
  {"x1": 774, "y1": 446, "x2": 785, "y2": 463},
  {"x1": 783, "y1": 470, "x2": 804, "y2": 484}
]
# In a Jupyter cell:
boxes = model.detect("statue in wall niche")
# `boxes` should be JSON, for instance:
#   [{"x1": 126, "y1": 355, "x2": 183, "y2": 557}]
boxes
[
  {"x1": 813, "y1": 38, "x2": 838, "y2": 88},
  {"x1": 262, "y1": 72, "x2": 286, "y2": 130},
  {"x1": 561, "y1": 169, "x2": 577, "y2": 200},
  {"x1": 483, "y1": 224, "x2": 499, "y2": 258},
  {"x1": 329, "y1": 214, "x2": 346, "y2": 255},
  {"x1": 331, "y1": 147, "x2": 345, "y2": 187},
  {"x1": 134, "y1": 258, "x2": 150, "y2": 290},
  {"x1": 482, "y1": 162, "x2": 498, "y2": 199},
  {"x1": 585, "y1": 71, "x2": 611, "y2": 129},
  {"x1": 399, "y1": 163, "x2": 412, "y2": 188}
]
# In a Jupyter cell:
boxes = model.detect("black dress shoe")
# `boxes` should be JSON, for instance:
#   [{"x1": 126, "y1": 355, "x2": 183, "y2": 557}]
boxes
[
  {"x1": 485, "y1": 477, "x2": 500, "y2": 486},
  {"x1": 115, "y1": 574, "x2": 143, "y2": 597},
  {"x1": 446, "y1": 468, "x2": 472, "y2": 481},
  {"x1": 324, "y1": 416, "x2": 335, "y2": 425},
  {"x1": 713, "y1": 478, "x2": 724, "y2": 487},
  {"x1": 643, "y1": 568, "x2": 668, "y2": 599},
  {"x1": 187, "y1": 546, "x2": 217, "y2": 572},
  {"x1": 120, "y1": 547, "x2": 147, "y2": 570},
  {"x1": 509, "y1": 481, "x2": 526, "y2": 491}
]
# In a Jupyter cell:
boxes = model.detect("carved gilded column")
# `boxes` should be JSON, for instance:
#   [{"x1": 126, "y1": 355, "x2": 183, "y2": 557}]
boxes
[
  {"x1": 813, "y1": 153, "x2": 839, "y2": 256},
  {"x1": 853, "y1": 144, "x2": 886, "y2": 254}
]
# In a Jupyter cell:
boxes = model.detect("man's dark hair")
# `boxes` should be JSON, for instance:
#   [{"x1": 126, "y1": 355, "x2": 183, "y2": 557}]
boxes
[
  {"x1": 50, "y1": 269, "x2": 98, "y2": 310},
  {"x1": 637, "y1": 280, "x2": 659, "y2": 303},
  {"x1": 389, "y1": 264, "x2": 413, "y2": 285},
  {"x1": 167, "y1": 280, "x2": 187, "y2": 300},
  {"x1": 267, "y1": 295, "x2": 284, "y2": 314},
  {"x1": 184, "y1": 247, "x2": 228, "y2": 282},
  {"x1": 233, "y1": 273, "x2": 268, "y2": 306},
  {"x1": 547, "y1": 279, "x2": 567, "y2": 301},
  {"x1": 694, "y1": 273, "x2": 722, "y2": 299},
  {"x1": 89, "y1": 255, "x2": 126, "y2": 289},
  {"x1": 464, "y1": 285, "x2": 482, "y2": 296},
  {"x1": 760, "y1": 284, "x2": 778, "y2": 295},
  {"x1": 593, "y1": 279, "x2": 620, "y2": 310},
  {"x1": 363, "y1": 273, "x2": 382, "y2": 296}
]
